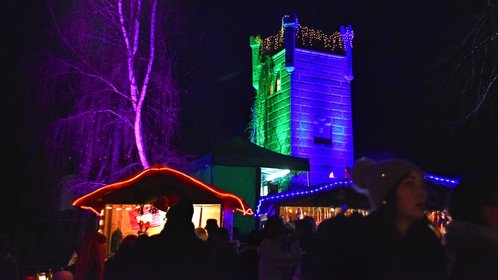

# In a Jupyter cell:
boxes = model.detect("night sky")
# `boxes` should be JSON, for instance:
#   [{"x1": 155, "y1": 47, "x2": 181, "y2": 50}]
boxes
[{"x1": 1, "y1": 0, "x2": 497, "y2": 222}]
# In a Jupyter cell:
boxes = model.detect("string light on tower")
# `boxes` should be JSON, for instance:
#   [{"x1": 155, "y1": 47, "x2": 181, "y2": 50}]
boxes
[{"x1": 259, "y1": 25, "x2": 346, "y2": 56}]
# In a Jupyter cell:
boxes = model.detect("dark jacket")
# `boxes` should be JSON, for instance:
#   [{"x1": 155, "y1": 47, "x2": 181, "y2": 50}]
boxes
[
  {"x1": 142, "y1": 222, "x2": 216, "y2": 280},
  {"x1": 301, "y1": 213, "x2": 363, "y2": 280},
  {"x1": 346, "y1": 212, "x2": 448, "y2": 280},
  {"x1": 445, "y1": 220, "x2": 498, "y2": 280}
]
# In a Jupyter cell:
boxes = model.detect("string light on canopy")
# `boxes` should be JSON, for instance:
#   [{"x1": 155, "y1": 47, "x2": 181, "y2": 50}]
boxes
[{"x1": 256, "y1": 173, "x2": 460, "y2": 217}]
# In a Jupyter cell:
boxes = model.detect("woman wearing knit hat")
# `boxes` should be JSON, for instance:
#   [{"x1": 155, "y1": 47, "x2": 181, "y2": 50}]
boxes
[
  {"x1": 344, "y1": 157, "x2": 448, "y2": 280},
  {"x1": 351, "y1": 157, "x2": 428, "y2": 229}
]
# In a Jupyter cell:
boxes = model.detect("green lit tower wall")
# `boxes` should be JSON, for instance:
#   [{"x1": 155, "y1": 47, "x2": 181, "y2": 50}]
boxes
[
  {"x1": 250, "y1": 14, "x2": 354, "y2": 186},
  {"x1": 250, "y1": 39, "x2": 292, "y2": 156}
]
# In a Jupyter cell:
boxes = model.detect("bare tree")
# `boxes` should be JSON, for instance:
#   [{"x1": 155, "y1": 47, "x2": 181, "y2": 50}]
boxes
[
  {"x1": 36, "y1": 0, "x2": 187, "y2": 199},
  {"x1": 442, "y1": 0, "x2": 497, "y2": 124}
]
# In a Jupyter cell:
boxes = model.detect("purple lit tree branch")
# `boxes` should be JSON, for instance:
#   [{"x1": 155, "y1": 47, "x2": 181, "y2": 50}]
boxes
[
  {"x1": 37, "y1": 0, "x2": 186, "y2": 197},
  {"x1": 118, "y1": 0, "x2": 157, "y2": 168}
]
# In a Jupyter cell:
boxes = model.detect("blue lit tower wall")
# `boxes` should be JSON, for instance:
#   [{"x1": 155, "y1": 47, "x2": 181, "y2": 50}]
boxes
[
  {"x1": 291, "y1": 21, "x2": 355, "y2": 185},
  {"x1": 250, "y1": 15, "x2": 355, "y2": 186}
]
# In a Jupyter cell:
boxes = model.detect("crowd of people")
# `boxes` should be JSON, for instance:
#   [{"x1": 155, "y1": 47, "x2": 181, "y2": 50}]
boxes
[{"x1": 1, "y1": 157, "x2": 497, "y2": 280}]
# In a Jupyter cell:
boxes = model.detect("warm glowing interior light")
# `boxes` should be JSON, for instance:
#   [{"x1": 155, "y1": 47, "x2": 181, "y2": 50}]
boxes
[{"x1": 137, "y1": 213, "x2": 153, "y2": 224}]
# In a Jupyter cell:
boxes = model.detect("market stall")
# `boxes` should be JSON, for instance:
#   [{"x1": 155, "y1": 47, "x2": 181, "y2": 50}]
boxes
[
  {"x1": 190, "y1": 136, "x2": 310, "y2": 234},
  {"x1": 257, "y1": 179, "x2": 369, "y2": 226},
  {"x1": 73, "y1": 164, "x2": 253, "y2": 256},
  {"x1": 257, "y1": 174, "x2": 459, "y2": 231}
]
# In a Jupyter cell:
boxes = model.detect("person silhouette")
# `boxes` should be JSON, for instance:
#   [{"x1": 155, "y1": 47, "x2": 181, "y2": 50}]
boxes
[
  {"x1": 445, "y1": 173, "x2": 498, "y2": 279},
  {"x1": 142, "y1": 197, "x2": 215, "y2": 279},
  {"x1": 74, "y1": 230, "x2": 106, "y2": 280},
  {"x1": 258, "y1": 215, "x2": 301, "y2": 280},
  {"x1": 104, "y1": 234, "x2": 140, "y2": 280},
  {"x1": 205, "y1": 218, "x2": 219, "y2": 244}
]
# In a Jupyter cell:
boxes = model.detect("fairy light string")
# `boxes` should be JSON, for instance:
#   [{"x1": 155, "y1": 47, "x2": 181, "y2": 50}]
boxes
[
  {"x1": 258, "y1": 25, "x2": 351, "y2": 56},
  {"x1": 256, "y1": 173, "x2": 459, "y2": 216}
]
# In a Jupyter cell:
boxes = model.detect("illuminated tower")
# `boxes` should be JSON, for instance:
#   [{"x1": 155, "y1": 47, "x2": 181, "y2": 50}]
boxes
[{"x1": 249, "y1": 14, "x2": 354, "y2": 186}]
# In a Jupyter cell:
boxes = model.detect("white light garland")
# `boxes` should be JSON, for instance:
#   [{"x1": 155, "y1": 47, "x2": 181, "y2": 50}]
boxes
[{"x1": 259, "y1": 25, "x2": 347, "y2": 55}]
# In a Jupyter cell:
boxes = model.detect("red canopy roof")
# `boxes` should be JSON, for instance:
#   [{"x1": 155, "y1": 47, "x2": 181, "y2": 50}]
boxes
[{"x1": 73, "y1": 164, "x2": 253, "y2": 216}]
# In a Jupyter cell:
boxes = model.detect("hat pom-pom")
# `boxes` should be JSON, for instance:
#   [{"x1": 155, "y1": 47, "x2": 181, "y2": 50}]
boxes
[{"x1": 351, "y1": 157, "x2": 375, "y2": 194}]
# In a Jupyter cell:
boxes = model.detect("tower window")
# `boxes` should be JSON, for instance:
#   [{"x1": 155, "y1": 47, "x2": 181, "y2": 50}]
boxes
[
  {"x1": 275, "y1": 72, "x2": 281, "y2": 92},
  {"x1": 314, "y1": 117, "x2": 332, "y2": 145}
]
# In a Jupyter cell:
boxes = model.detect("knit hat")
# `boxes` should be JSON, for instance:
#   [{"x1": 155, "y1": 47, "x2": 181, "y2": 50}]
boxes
[{"x1": 351, "y1": 157, "x2": 422, "y2": 210}]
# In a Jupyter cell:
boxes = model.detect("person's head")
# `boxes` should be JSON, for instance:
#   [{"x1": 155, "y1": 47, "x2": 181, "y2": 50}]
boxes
[
  {"x1": 352, "y1": 157, "x2": 427, "y2": 221},
  {"x1": 166, "y1": 197, "x2": 194, "y2": 225},
  {"x1": 163, "y1": 197, "x2": 195, "y2": 237},
  {"x1": 263, "y1": 215, "x2": 290, "y2": 240},
  {"x1": 448, "y1": 173, "x2": 498, "y2": 229},
  {"x1": 302, "y1": 216, "x2": 317, "y2": 233},
  {"x1": 194, "y1": 227, "x2": 208, "y2": 241},
  {"x1": 295, "y1": 216, "x2": 316, "y2": 239},
  {"x1": 216, "y1": 227, "x2": 230, "y2": 242},
  {"x1": 115, "y1": 234, "x2": 138, "y2": 257},
  {"x1": 205, "y1": 218, "x2": 219, "y2": 232}
]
